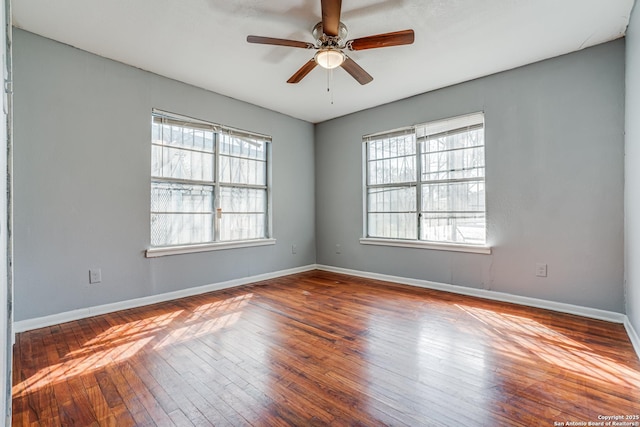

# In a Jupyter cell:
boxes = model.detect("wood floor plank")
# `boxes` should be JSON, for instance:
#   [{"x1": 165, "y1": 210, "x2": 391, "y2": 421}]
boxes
[
  {"x1": 140, "y1": 350, "x2": 224, "y2": 425},
  {"x1": 13, "y1": 270, "x2": 640, "y2": 426},
  {"x1": 168, "y1": 408, "x2": 194, "y2": 426}
]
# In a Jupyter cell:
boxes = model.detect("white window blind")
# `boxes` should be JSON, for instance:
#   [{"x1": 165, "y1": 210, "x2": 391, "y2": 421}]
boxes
[{"x1": 364, "y1": 112, "x2": 486, "y2": 246}]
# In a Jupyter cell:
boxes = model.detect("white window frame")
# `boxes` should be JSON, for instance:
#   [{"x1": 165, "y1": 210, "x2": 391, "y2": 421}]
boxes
[
  {"x1": 146, "y1": 110, "x2": 274, "y2": 258},
  {"x1": 360, "y1": 112, "x2": 490, "y2": 254}
]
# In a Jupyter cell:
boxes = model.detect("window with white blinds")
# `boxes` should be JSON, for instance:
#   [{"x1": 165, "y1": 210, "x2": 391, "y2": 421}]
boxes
[
  {"x1": 150, "y1": 110, "x2": 271, "y2": 250},
  {"x1": 364, "y1": 112, "x2": 486, "y2": 247}
]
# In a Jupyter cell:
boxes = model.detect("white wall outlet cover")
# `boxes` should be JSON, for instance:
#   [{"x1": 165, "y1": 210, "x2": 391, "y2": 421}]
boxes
[
  {"x1": 536, "y1": 263, "x2": 548, "y2": 277},
  {"x1": 89, "y1": 268, "x2": 102, "y2": 284}
]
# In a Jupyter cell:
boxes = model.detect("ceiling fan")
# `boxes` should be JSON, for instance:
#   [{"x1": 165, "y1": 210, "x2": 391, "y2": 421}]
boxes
[{"x1": 247, "y1": 0, "x2": 415, "y2": 85}]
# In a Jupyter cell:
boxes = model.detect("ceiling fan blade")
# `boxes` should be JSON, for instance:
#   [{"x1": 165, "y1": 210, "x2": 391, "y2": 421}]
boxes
[
  {"x1": 347, "y1": 29, "x2": 415, "y2": 51},
  {"x1": 321, "y1": 0, "x2": 342, "y2": 37},
  {"x1": 341, "y1": 56, "x2": 373, "y2": 85},
  {"x1": 247, "y1": 35, "x2": 315, "y2": 49},
  {"x1": 287, "y1": 59, "x2": 318, "y2": 83}
]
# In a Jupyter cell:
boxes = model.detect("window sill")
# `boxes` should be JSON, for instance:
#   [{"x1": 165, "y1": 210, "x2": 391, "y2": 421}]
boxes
[
  {"x1": 146, "y1": 238, "x2": 277, "y2": 258},
  {"x1": 359, "y1": 238, "x2": 491, "y2": 254}
]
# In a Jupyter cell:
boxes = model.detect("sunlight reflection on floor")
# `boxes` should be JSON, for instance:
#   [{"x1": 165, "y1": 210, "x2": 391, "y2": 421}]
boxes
[
  {"x1": 456, "y1": 304, "x2": 640, "y2": 387},
  {"x1": 12, "y1": 293, "x2": 253, "y2": 397}
]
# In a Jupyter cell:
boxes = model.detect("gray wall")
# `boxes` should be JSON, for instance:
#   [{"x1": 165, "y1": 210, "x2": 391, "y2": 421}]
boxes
[
  {"x1": 626, "y1": 0, "x2": 640, "y2": 334},
  {"x1": 13, "y1": 27, "x2": 629, "y2": 322},
  {"x1": 315, "y1": 40, "x2": 625, "y2": 313},
  {"x1": 1, "y1": 1, "x2": 10, "y2": 422},
  {"x1": 13, "y1": 29, "x2": 316, "y2": 321}
]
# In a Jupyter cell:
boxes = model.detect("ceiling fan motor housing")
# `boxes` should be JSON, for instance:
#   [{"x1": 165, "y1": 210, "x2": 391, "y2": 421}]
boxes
[{"x1": 312, "y1": 21, "x2": 348, "y2": 47}]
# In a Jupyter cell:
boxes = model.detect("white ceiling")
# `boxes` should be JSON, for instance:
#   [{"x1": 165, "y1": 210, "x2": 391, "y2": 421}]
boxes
[{"x1": 12, "y1": 0, "x2": 635, "y2": 123}]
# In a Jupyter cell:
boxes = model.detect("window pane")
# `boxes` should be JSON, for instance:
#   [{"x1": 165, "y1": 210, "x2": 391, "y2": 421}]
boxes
[
  {"x1": 368, "y1": 156, "x2": 416, "y2": 185},
  {"x1": 421, "y1": 181, "x2": 485, "y2": 212},
  {"x1": 219, "y1": 187, "x2": 266, "y2": 241},
  {"x1": 220, "y1": 214, "x2": 265, "y2": 241},
  {"x1": 220, "y1": 187, "x2": 266, "y2": 213},
  {"x1": 151, "y1": 182, "x2": 214, "y2": 246},
  {"x1": 151, "y1": 182, "x2": 213, "y2": 213},
  {"x1": 421, "y1": 213, "x2": 485, "y2": 245},
  {"x1": 367, "y1": 134, "x2": 416, "y2": 185},
  {"x1": 421, "y1": 143, "x2": 484, "y2": 181},
  {"x1": 368, "y1": 186, "x2": 416, "y2": 213},
  {"x1": 152, "y1": 121, "x2": 215, "y2": 152},
  {"x1": 368, "y1": 133, "x2": 415, "y2": 160},
  {"x1": 220, "y1": 134, "x2": 266, "y2": 160},
  {"x1": 193, "y1": 129, "x2": 205, "y2": 150},
  {"x1": 152, "y1": 119, "x2": 161, "y2": 142},
  {"x1": 219, "y1": 155, "x2": 266, "y2": 185},
  {"x1": 151, "y1": 145, "x2": 214, "y2": 181},
  {"x1": 151, "y1": 213, "x2": 213, "y2": 246},
  {"x1": 423, "y1": 127, "x2": 483, "y2": 153},
  {"x1": 367, "y1": 213, "x2": 417, "y2": 239}
]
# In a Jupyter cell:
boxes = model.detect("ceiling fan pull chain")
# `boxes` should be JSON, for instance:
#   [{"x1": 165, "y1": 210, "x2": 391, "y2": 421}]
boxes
[
  {"x1": 327, "y1": 67, "x2": 334, "y2": 105},
  {"x1": 326, "y1": 67, "x2": 330, "y2": 93}
]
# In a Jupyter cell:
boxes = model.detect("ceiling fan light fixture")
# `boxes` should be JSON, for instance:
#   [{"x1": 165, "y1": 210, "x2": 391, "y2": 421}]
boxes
[
  {"x1": 247, "y1": 1, "x2": 413, "y2": 85},
  {"x1": 315, "y1": 48, "x2": 345, "y2": 69}
]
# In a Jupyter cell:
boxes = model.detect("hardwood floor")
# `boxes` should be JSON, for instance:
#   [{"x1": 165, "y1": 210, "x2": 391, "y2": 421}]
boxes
[{"x1": 12, "y1": 270, "x2": 640, "y2": 426}]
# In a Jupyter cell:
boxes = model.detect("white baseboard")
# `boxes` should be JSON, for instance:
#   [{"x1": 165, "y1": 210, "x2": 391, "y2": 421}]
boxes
[
  {"x1": 624, "y1": 317, "x2": 640, "y2": 359},
  {"x1": 316, "y1": 264, "x2": 627, "y2": 324},
  {"x1": 14, "y1": 263, "x2": 640, "y2": 363},
  {"x1": 14, "y1": 264, "x2": 317, "y2": 333}
]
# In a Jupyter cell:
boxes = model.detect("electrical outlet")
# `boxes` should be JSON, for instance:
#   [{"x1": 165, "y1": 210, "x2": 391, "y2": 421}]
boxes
[
  {"x1": 89, "y1": 268, "x2": 102, "y2": 284},
  {"x1": 535, "y1": 263, "x2": 548, "y2": 277},
  {"x1": 292, "y1": 244, "x2": 297, "y2": 254},
  {"x1": 335, "y1": 244, "x2": 341, "y2": 254}
]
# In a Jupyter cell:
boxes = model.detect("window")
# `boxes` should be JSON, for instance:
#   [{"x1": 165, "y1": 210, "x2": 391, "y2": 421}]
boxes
[
  {"x1": 148, "y1": 110, "x2": 272, "y2": 255},
  {"x1": 363, "y1": 112, "x2": 487, "y2": 251}
]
